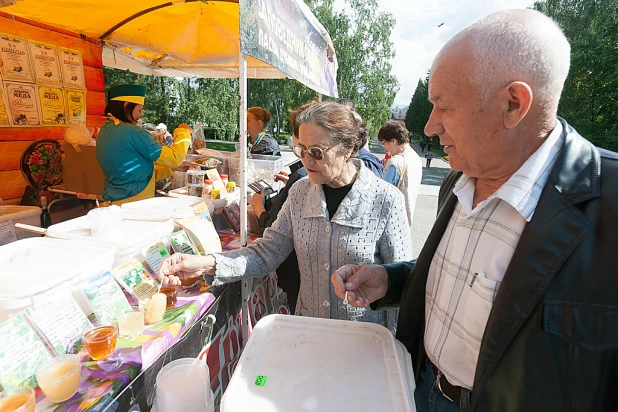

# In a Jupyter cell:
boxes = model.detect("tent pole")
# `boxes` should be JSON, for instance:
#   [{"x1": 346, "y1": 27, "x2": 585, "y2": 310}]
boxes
[{"x1": 239, "y1": 52, "x2": 250, "y2": 348}]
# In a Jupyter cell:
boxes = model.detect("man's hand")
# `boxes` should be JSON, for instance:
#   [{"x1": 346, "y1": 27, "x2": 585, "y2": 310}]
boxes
[
  {"x1": 158, "y1": 253, "x2": 214, "y2": 286},
  {"x1": 331, "y1": 264, "x2": 389, "y2": 308},
  {"x1": 274, "y1": 170, "x2": 290, "y2": 184},
  {"x1": 250, "y1": 188, "x2": 266, "y2": 216}
]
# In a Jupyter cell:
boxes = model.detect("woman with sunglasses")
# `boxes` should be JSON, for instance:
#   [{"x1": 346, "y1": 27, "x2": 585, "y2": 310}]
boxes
[
  {"x1": 159, "y1": 102, "x2": 412, "y2": 328},
  {"x1": 247, "y1": 107, "x2": 281, "y2": 156}
]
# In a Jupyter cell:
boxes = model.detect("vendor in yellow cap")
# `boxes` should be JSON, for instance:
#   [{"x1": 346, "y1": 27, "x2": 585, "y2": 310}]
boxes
[{"x1": 96, "y1": 84, "x2": 191, "y2": 204}]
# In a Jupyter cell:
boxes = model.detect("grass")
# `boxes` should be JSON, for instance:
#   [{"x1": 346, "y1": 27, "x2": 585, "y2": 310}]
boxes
[{"x1": 205, "y1": 141, "x2": 236, "y2": 152}]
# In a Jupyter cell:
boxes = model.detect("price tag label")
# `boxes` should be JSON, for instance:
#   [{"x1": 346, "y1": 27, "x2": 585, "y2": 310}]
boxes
[
  {"x1": 132, "y1": 282, "x2": 159, "y2": 301},
  {"x1": 192, "y1": 202, "x2": 208, "y2": 215},
  {"x1": 142, "y1": 241, "x2": 170, "y2": 275},
  {"x1": 254, "y1": 375, "x2": 267, "y2": 387}
]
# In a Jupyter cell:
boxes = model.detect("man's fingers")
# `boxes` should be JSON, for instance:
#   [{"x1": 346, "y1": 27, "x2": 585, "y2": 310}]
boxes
[{"x1": 331, "y1": 265, "x2": 359, "y2": 296}]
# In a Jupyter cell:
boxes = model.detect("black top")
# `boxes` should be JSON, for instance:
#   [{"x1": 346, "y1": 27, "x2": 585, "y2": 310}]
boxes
[
  {"x1": 258, "y1": 167, "x2": 308, "y2": 229},
  {"x1": 249, "y1": 133, "x2": 281, "y2": 156},
  {"x1": 322, "y1": 182, "x2": 354, "y2": 220}
]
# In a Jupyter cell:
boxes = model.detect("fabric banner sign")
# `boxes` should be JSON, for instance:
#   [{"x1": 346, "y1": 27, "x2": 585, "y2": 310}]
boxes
[{"x1": 240, "y1": 0, "x2": 338, "y2": 97}]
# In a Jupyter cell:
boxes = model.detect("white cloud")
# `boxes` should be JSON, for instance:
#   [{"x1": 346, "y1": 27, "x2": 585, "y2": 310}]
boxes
[{"x1": 377, "y1": 0, "x2": 536, "y2": 105}]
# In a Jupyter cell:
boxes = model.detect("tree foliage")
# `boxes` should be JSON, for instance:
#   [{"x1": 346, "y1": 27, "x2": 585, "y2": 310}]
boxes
[
  {"x1": 405, "y1": 78, "x2": 433, "y2": 143},
  {"x1": 534, "y1": 0, "x2": 618, "y2": 151}
]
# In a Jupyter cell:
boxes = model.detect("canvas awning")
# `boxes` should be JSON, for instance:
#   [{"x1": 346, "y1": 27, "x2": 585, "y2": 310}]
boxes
[{"x1": 1, "y1": 0, "x2": 337, "y2": 92}]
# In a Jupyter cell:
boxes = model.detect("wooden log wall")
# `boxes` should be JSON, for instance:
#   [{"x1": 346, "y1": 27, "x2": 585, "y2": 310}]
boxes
[{"x1": 0, "y1": 13, "x2": 105, "y2": 205}]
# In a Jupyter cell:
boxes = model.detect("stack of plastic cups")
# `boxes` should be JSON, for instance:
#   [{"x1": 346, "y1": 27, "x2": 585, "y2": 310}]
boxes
[
  {"x1": 186, "y1": 170, "x2": 206, "y2": 197},
  {"x1": 155, "y1": 358, "x2": 214, "y2": 412}
]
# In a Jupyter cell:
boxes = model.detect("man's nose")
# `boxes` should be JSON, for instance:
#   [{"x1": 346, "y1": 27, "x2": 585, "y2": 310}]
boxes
[{"x1": 424, "y1": 107, "x2": 443, "y2": 137}]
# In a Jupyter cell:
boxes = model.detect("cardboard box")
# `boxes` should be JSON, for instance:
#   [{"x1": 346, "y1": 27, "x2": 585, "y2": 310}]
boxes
[{"x1": 62, "y1": 144, "x2": 105, "y2": 195}]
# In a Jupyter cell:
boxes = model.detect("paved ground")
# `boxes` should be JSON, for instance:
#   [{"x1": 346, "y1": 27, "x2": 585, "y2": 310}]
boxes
[{"x1": 369, "y1": 140, "x2": 451, "y2": 258}]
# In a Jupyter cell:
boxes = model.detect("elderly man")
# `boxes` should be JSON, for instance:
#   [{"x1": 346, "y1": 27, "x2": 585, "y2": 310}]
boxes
[{"x1": 332, "y1": 9, "x2": 618, "y2": 412}]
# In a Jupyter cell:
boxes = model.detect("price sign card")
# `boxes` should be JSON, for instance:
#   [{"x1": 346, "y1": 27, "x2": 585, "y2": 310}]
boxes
[
  {"x1": 26, "y1": 288, "x2": 91, "y2": 355},
  {"x1": 111, "y1": 258, "x2": 160, "y2": 300},
  {"x1": 141, "y1": 240, "x2": 170, "y2": 276},
  {"x1": 80, "y1": 271, "x2": 132, "y2": 323},
  {"x1": 169, "y1": 230, "x2": 197, "y2": 255},
  {"x1": 0, "y1": 314, "x2": 51, "y2": 388}
]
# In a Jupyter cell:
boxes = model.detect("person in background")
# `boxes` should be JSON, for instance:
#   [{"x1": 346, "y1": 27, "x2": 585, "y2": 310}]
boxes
[
  {"x1": 96, "y1": 85, "x2": 191, "y2": 205},
  {"x1": 336, "y1": 98, "x2": 383, "y2": 178},
  {"x1": 156, "y1": 123, "x2": 174, "y2": 146},
  {"x1": 250, "y1": 101, "x2": 317, "y2": 313},
  {"x1": 331, "y1": 9, "x2": 618, "y2": 411},
  {"x1": 247, "y1": 107, "x2": 281, "y2": 156},
  {"x1": 425, "y1": 150, "x2": 434, "y2": 168},
  {"x1": 378, "y1": 120, "x2": 422, "y2": 228},
  {"x1": 160, "y1": 102, "x2": 412, "y2": 330}
]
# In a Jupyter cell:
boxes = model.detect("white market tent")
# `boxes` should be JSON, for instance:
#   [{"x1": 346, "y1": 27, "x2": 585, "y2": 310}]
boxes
[{"x1": 1, "y1": 0, "x2": 339, "y2": 340}]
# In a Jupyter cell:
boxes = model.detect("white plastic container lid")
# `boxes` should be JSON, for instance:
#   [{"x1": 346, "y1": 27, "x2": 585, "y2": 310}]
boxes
[
  {"x1": 0, "y1": 237, "x2": 114, "y2": 308},
  {"x1": 47, "y1": 215, "x2": 174, "y2": 266},
  {"x1": 121, "y1": 197, "x2": 205, "y2": 220},
  {"x1": 221, "y1": 314, "x2": 415, "y2": 412}
]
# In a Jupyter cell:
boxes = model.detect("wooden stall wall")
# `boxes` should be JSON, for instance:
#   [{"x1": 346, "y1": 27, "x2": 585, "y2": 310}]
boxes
[{"x1": 0, "y1": 13, "x2": 105, "y2": 205}]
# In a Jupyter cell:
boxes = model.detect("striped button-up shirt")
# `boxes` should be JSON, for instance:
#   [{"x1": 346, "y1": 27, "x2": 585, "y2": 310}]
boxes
[{"x1": 425, "y1": 121, "x2": 564, "y2": 389}]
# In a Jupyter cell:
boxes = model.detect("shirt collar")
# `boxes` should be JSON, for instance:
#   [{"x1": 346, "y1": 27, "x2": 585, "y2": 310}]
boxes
[{"x1": 453, "y1": 121, "x2": 564, "y2": 221}]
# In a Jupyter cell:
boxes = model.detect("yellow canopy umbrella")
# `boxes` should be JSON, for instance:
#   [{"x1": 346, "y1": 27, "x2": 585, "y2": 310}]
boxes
[{"x1": 1, "y1": 0, "x2": 337, "y2": 82}]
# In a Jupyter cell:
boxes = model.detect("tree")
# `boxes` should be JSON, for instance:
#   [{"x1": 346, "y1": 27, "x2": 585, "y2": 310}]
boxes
[
  {"x1": 405, "y1": 78, "x2": 433, "y2": 143},
  {"x1": 534, "y1": 0, "x2": 618, "y2": 152}
]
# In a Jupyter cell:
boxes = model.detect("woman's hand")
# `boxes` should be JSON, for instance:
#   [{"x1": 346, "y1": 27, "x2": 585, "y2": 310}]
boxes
[
  {"x1": 158, "y1": 253, "x2": 215, "y2": 286},
  {"x1": 250, "y1": 188, "x2": 267, "y2": 216},
  {"x1": 331, "y1": 264, "x2": 389, "y2": 308},
  {"x1": 274, "y1": 170, "x2": 290, "y2": 184}
]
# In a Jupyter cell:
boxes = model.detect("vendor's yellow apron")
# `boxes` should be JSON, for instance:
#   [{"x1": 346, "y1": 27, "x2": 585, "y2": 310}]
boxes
[{"x1": 100, "y1": 128, "x2": 191, "y2": 207}]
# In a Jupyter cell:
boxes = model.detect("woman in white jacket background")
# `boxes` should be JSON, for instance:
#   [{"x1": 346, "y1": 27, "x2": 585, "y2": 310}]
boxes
[{"x1": 159, "y1": 102, "x2": 412, "y2": 328}]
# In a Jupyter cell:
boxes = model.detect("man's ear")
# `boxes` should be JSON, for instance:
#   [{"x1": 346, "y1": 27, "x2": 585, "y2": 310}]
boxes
[{"x1": 502, "y1": 81, "x2": 533, "y2": 129}]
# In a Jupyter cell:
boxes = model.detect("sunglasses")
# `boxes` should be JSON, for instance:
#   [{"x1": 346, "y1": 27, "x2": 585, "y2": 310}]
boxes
[{"x1": 293, "y1": 142, "x2": 340, "y2": 161}]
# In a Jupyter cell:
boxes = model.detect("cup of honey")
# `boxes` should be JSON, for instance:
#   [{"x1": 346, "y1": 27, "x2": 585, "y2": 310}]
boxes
[
  {"x1": 36, "y1": 354, "x2": 81, "y2": 403},
  {"x1": 82, "y1": 322, "x2": 119, "y2": 361},
  {"x1": 0, "y1": 386, "x2": 35, "y2": 412},
  {"x1": 160, "y1": 287, "x2": 178, "y2": 310}
]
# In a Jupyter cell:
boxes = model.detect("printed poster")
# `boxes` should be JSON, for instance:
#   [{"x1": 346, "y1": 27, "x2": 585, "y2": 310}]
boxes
[
  {"x1": 38, "y1": 86, "x2": 66, "y2": 126},
  {"x1": 5, "y1": 82, "x2": 41, "y2": 126},
  {"x1": 0, "y1": 83, "x2": 11, "y2": 127},
  {"x1": 0, "y1": 313, "x2": 51, "y2": 388},
  {"x1": 59, "y1": 47, "x2": 85, "y2": 88},
  {"x1": 0, "y1": 34, "x2": 34, "y2": 83},
  {"x1": 64, "y1": 88, "x2": 87, "y2": 124},
  {"x1": 29, "y1": 41, "x2": 63, "y2": 87}
]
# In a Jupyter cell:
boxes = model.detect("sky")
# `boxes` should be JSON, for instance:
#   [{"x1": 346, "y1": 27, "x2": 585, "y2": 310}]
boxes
[{"x1": 335, "y1": 0, "x2": 536, "y2": 106}]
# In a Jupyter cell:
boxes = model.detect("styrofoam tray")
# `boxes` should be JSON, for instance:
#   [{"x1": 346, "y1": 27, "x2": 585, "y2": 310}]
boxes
[
  {"x1": 121, "y1": 196, "x2": 206, "y2": 220},
  {"x1": 221, "y1": 314, "x2": 415, "y2": 412}
]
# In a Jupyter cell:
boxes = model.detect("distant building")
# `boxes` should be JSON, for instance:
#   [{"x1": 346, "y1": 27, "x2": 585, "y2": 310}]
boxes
[{"x1": 390, "y1": 105, "x2": 408, "y2": 120}]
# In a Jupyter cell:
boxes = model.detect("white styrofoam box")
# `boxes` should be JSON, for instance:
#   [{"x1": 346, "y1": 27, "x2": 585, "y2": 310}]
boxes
[
  {"x1": 0, "y1": 205, "x2": 42, "y2": 240},
  {"x1": 0, "y1": 237, "x2": 115, "y2": 321},
  {"x1": 47, "y1": 215, "x2": 174, "y2": 266},
  {"x1": 121, "y1": 197, "x2": 205, "y2": 220},
  {"x1": 168, "y1": 187, "x2": 236, "y2": 213},
  {"x1": 394, "y1": 340, "x2": 416, "y2": 405},
  {"x1": 221, "y1": 314, "x2": 416, "y2": 412}
]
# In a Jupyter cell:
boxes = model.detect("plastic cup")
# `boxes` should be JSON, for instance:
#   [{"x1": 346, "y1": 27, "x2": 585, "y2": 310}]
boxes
[
  {"x1": 155, "y1": 358, "x2": 213, "y2": 412},
  {"x1": 186, "y1": 170, "x2": 206, "y2": 185},
  {"x1": 139, "y1": 293, "x2": 166, "y2": 325},
  {"x1": 0, "y1": 386, "x2": 35, "y2": 412},
  {"x1": 35, "y1": 354, "x2": 81, "y2": 403},
  {"x1": 118, "y1": 309, "x2": 144, "y2": 338},
  {"x1": 82, "y1": 321, "x2": 118, "y2": 360},
  {"x1": 187, "y1": 184, "x2": 204, "y2": 197},
  {"x1": 160, "y1": 287, "x2": 178, "y2": 310}
]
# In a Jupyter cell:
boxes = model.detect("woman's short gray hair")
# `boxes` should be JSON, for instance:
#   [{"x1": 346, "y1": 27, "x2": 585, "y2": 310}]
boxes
[
  {"x1": 454, "y1": 9, "x2": 570, "y2": 112},
  {"x1": 296, "y1": 101, "x2": 368, "y2": 155}
]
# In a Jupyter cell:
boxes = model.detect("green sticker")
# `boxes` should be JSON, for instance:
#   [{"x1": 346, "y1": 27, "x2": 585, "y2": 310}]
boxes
[{"x1": 254, "y1": 375, "x2": 267, "y2": 386}]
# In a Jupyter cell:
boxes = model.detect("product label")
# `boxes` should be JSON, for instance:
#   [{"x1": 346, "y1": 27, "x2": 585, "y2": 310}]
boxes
[
  {"x1": 141, "y1": 240, "x2": 170, "y2": 275},
  {"x1": 80, "y1": 271, "x2": 132, "y2": 323},
  {"x1": 0, "y1": 314, "x2": 50, "y2": 388},
  {"x1": 111, "y1": 258, "x2": 160, "y2": 300},
  {"x1": 26, "y1": 288, "x2": 91, "y2": 355},
  {"x1": 254, "y1": 375, "x2": 267, "y2": 386}
]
